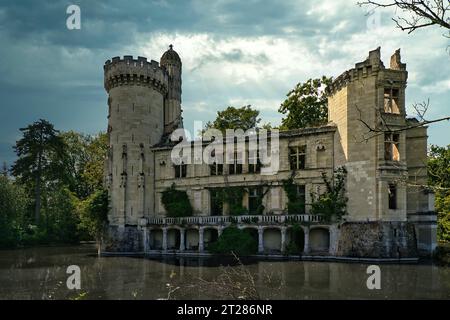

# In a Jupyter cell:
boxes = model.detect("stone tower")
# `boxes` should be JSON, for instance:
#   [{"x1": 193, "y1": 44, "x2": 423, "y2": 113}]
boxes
[
  {"x1": 103, "y1": 47, "x2": 182, "y2": 251},
  {"x1": 327, "y1": 47, "x2": 409, "y2": 222},
  {"x1": 161, "y1": 44, "x2": 183, "y2": 135}
]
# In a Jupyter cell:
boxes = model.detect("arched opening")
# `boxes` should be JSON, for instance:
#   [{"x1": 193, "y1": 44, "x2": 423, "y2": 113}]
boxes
[
  {"x1": 185, "y1": 229, "x2": 199, "y2": 251},
  {"x1": 242, "y1": 228, "x2": 258, "y2": 253},
  {"x1": 151, "y1": 229, "x2": 163, "y2": 250},
  {"x1": 287, "y1": 227, "x2": 305, "y2": 254},
  {"x1": 204, "y1": 228, "x2": 219, "y2": 250},
  {"x1": 263, "y1": 228, "x2": 282, "y2": 253},
  {"x1": 309, "y1": 228, "x2": 330, "y2": 253},
  {"x1": 167, "y1": 229, "x2": 180, "y2": 250}
]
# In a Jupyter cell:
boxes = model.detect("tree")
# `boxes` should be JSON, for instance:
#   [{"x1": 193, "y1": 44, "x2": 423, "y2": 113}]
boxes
[
  {"x1": 11, "y1": 119, "x2": 66, "y2": 224},
  {"x1": 41, "y1": 185, "x2": 80, "y2": 244},
  {"x1": 204, "y1": 105, "x2": 261, "y2": 133},
  {"x1": 59, "y1": 131, "x2": 91, "y2": 198},
  {"x1": 358, "y1": 0, "x2": 450, "y2": 37},
  {"x1": 82, "y1": 132, "x2": 108, "y2": 194},
  {"x1": 78, "y1": 188, "x2": 109, "y2": 255},
  {"x1": 60, "y1": 131, "x2": 107, "y2": 199},
  {"x1": 428, "y1": 145, "x2": 450, "y2": 241},
  {"x1": 0, "y1": 176, "x2": 30, "y2": 247},
  {"x1": 279, "y1": 76, "x2": 332, "y2": 130}
]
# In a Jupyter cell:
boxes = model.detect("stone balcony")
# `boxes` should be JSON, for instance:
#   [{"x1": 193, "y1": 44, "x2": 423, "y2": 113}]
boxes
[
  {"x1": 141, "y1": 214, "x2": 324, "y2": 227},
  {"x1": 137, "y1": 214, "x2": 336, "y2": 255}
]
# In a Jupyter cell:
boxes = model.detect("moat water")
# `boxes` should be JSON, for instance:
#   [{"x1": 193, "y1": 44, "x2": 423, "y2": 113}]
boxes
[{"x1": 0, "y1": 244, "x2": 449, "y2": 299}]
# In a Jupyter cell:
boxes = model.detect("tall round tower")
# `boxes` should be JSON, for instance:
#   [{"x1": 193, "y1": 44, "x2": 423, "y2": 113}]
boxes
[
  {"x1": 104, "y1": 55, "x2": 168, "y2": 246},
  {"x1": 160, "y1": 45, "x2": 183, "y2": 134}
]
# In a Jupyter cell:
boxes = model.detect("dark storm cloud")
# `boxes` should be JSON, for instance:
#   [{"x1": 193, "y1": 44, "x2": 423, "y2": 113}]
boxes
[{"x1": 0, "y1": 0, "x2": 448, "y2": 166}]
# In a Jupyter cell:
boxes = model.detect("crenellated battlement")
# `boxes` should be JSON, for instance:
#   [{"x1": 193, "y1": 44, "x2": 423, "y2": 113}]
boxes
[
  {"x1": 326, "y1": 47, "x2": 407, "y2": 95},
  {"x1": 104, "y1": 55, "x2": 169, "y2": 94}
]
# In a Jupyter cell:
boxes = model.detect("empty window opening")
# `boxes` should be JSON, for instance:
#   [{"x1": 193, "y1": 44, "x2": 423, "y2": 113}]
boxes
[
  {"x1": 388, "y1": 183, "x2": 397, "y2": 210},
  {"x1": 384, "y1": 88, "x2": 400, "y2": 114}
]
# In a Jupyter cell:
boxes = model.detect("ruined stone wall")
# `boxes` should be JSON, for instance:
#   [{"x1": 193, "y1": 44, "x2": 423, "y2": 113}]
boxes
[
  {"x1": 152, "y1": 128, "x2": 335, "y2": 216},
  {"x1": 103, "y1": 225, "x2": 142, "y2": 252},
  {"x1": 336, "y1": 221, "x2": 418, "y2": 258}
]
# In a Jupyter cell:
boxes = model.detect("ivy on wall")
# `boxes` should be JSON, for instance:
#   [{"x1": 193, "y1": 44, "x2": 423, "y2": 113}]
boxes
[
  {"x1": 310, "y1": 166, "x2": 348, "y2": 222},
  {"x1": 161, "y1": 184, "x2": 193, "y2": 217},
  {"x1": 282, "y1": 177, "x2": 305, "y2": 214},
  {"x1": 209, "y1": 186, "x2": 248, "y2": 216}
]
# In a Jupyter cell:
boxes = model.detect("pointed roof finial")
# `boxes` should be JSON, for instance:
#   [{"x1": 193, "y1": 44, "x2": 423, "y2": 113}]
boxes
[{"x1": 169, "y1": 44, "x2": 173, "y2": 50}]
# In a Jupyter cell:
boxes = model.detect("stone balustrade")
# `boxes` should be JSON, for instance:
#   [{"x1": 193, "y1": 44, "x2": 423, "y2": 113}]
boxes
[{"x1": 144, "y1": 214, "x2": 323, "y2": 226}]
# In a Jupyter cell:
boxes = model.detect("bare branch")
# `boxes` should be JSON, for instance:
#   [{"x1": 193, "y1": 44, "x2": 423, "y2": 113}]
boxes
[{"x1": 358, "y1": 0, "x2": 450, "y2": 36}]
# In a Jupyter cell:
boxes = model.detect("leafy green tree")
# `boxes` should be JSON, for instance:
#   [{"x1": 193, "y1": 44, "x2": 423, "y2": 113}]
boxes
[
  {"x1": 428, "y1": 145, "x2": 450, "y2": 242},
  {"x1": 204, "y1": 105, "x2": 261, "y2": 133},
  {"x1": 59, "y1": 131, "x2": 91, "y2": 198},
  {"x1": 0, "y1": 176, "x2": 30, "y2": 247},
  {"x1": 41, "y1": 185, "x2": 80, "y2": 244},
  {"x1": 11, "y1": 119, "x2": 66, "y2": 224},
  {"x1": 82, "y1": 132, "x2": 108, "y2": 194},
  {"x1": 279, "y1": 76, "x2": 332, "y2": 130},
  {"x1": 60, "y1": 131, "x2": 107, "y2": 199},
  {"x1": 78, "y1": 188, "x2": 109, "y2": 255}
]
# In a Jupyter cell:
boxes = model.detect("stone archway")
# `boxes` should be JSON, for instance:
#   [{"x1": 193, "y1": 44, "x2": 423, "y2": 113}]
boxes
[
  {"x1": 241, "y1": 227, "x2": 259, "y2": 253},
  {"x1": 151, "y1": 229, "x2": 163, "y2": 250},
  {"x1": 309, "y1": 228, "x2": 330, "y2": 253},
  {"x1": 263, "y1": 228, "x2": 282, "y2": 253},
  {"x1": 185, "y1": 228, "x2": 199, "y2": 251},
  {"x1": 167, "y1": 228, "x2": 180, "y2": 250},
  {"x1": 287, "y1": 226, "x2": 305, "y2": 254},
  {"x1": 203, "y1": 228, "x2": 219, "y2": 250}
]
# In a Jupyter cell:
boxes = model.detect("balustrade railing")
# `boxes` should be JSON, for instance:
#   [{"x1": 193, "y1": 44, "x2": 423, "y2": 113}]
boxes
[{"x1": 145, "y1": 214, "x2": 323, "y2": 226}]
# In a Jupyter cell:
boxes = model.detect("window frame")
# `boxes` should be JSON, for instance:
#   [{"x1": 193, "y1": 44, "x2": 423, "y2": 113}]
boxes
[{"x1": 289, "y1": 145, "x2": 306, "y2": 170}]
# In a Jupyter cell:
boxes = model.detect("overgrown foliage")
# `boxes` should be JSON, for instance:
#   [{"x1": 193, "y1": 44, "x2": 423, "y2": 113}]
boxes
[
  {"x1": 208, "y1": 226, "x2": 257, "y2": 255},
  {"x1": 2, "y1": 119, "x2": 108, "y2": 248},
  {"x1": 78, "y1": 188, "x2": 109, "y2": 254},
  {"x1": 11, "y1": 119, "x2": 66, "y2": 224},
  {"x1": 428, "y1": 145, "x2": 450, "y2": 242},
  {"x1": 310, "y1": 167, "x2": 348, "y2": 222},
  {"x1": 279, "y1": 76, "x2": 332, "y2": 130},
  {"x1": 161, "y1": 184, "x2": 193, "y2": 217},
  {"x1": 282, "y1": 178, "x2": 305, "y2": 214},
  {"x1": 210, "y1": 186, "x2": 249, "y2": 216},
  {"x1": 0, "y1": 176, "x2": 30, "y2": 248}
]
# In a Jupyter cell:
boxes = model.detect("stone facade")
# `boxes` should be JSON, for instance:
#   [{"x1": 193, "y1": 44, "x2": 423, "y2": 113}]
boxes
[{"x1": 102, "y1": 46, "x2": 437, "y2": 258}]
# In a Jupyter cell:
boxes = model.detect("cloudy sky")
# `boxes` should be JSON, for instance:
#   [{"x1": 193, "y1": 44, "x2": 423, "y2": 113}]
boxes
[{"x1": 0, "y1": 0, "x2": 449, "y2": 165}]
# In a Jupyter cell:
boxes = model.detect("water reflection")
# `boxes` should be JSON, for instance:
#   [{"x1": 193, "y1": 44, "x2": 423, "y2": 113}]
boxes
[{"x1": 0, "y1": 245, "x2": 449, "y2": 300}]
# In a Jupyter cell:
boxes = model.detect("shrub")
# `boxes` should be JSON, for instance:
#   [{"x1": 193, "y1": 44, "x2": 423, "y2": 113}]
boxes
[{"x1": 208, "y1": 226, "x2": 258, "y2": 255}]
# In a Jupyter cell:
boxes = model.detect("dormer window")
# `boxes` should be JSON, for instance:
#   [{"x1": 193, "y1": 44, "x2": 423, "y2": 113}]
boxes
[{"x1": 384, "y1": 88, "x2": 400, "y2": 114}]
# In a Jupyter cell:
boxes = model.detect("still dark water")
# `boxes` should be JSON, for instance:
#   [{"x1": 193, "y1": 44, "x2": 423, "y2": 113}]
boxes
[{"x1": 0, "y1": 245, "x2": 449, "y2": 300}]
